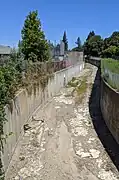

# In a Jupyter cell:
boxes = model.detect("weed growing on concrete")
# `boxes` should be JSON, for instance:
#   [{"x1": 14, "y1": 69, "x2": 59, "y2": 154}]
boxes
[{"x1": 68, "y1": 77, "x2": 79, "y2": 87}]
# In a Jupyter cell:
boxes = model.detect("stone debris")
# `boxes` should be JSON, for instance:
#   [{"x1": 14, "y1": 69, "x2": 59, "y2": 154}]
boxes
[
  {"x1": 98, "y1": 169, "x2": 118, "y2": 180},
  {"x1": 54, "y1": 95, "x2": 73, "y2": 105},
  {"x1": 32, "y1": 115, "x2": 44, "y2": 122},
  {"x1": 89, "y1": 149, "x2": 100, "y2": 159},
  {"x1": 48, "y1": 128, "x2": 53, "y2": 136},
  {"x1": 88, "y1": 137, "x2": 95, "y2": 143},
  {"x1": 55, "y1": 106, "x2": 60, "y2": 109},
  {"x1": 96, "y1": 159, "x2": 103, "y2": 168},
  {"x1": 63, "y1": 87, "x2": 75, "y2": 97},
  {"x1": 23, "y1": 124, "x2": 31, "y2": 131},
  {"x1": 19, "y1": 156, "x2": 25, "y2": 161},
  {"x1": 74, "y1": 126, "x2": 88, "y2": 136}
]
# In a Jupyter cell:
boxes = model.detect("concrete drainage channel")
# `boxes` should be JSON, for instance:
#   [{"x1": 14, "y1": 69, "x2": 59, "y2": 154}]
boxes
[
  {"x1": 2, "y1": 61, "x2": 84, "y2": 178},
  {"x1": 5, "y1": 64, "x2": 119, "y2": 180}
]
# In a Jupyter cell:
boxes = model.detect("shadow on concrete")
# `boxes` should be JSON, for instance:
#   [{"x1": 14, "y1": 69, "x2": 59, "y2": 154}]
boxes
[{"x1": 89, "y1": 68, "x2": 119, "y2": 171}]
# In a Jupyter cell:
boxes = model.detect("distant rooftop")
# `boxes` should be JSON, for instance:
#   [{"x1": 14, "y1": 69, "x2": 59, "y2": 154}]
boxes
[{"x1": 0, "y1": 45, "x2": 11, "y2": 55}]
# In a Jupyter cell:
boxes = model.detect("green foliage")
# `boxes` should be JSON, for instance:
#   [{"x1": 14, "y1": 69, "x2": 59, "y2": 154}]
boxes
[
  {"x1": 48, "y1": 40, "x2": 54, "y2": 50},
  {"x1": 0, "y1": 57, "x2": 22, "y2": 178},
  {"x1": 75, "y1": 37, "x2": 81, "y2": 48},
  {"x1": 84, "y1": 30, "x2": 119, "y2": 58},
  {"x1": 102, "y1": 46, "x2": 119, "y2": 58},
  {"x1": 102, "y1": 32, "x2": 119, "y2": 58},
  {"x1": 0, "y1": 10, "x2": 54, "y2": 178},
  {"x1": 21, "y1": 10, "x2": 49, "y2": 62},
  {"x1": 71, "y1": 46, "x2": 83, "y2": 52},
  {"x1": 76, "y1": 78, "x2": 87, "y2": 95},
  {"x1": 86, "y1": 31, "x2": 95, "y2": 41},
  {"x1": 84, "y1": 31, "x2": 95, "y2": 56},
  {"x1": 72, "y1": 37, "x2": 82, "y2": 52},
  {"x1": 48, "y1": 40, "x2": 55, "y2": 59},
  {"x1": 68, "y1": 77, "x2": 79, "y2": 87},
  {"x1": 0, "y1": 51, "x2": 53, "y2": 178},
  {"x1": 0, "y1": 48, "x2": 30, "y2": 178},
  {"x1": 104, "y1": 32, "x2": 119, "y2": 49},
  {"x1": 62, "y1": 31, "x2": 68, "y2": 51},
  {"x1": 84, "y1": 33, "x2": 103, "y2": 57},
  {"x1": 18, "y1": 40, "x2": 22, "y2": 56}
]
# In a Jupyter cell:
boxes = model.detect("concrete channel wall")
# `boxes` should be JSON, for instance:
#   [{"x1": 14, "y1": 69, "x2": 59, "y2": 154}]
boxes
[
  {"x1": 100, "y1": 79, "x2": 119, "y2": 144},
  {"x1": 2, "y1": 61, "x2": 84, "y2": 172},
  {"x1": 85, "y1": 56, "x2": 119, "y2": 145},
  {"x1": 85, "y1": 57, "x2": 101, "y2": 68}
]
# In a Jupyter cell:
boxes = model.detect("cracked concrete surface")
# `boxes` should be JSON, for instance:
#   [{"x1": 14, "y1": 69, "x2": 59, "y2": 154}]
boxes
[{"x1": 6, "y1": 64, "x2": 119, "y2": 180}]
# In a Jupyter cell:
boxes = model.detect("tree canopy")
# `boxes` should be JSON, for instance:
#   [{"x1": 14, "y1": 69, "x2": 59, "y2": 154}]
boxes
[
  {"x1": 84, "y1": 32, "x2": 103, "y2": 57},
  {"x1": 71, "y1": 37, "x2": 82, "y2": 52},
  {"x1": 21, "y1": 10, "x2": 49, "y2": 62},
  {"x1": 86, "y1": 31, "x2": 95, "y2": 41},
  {"x1": 75, "y1": 37, "x2": 81, "y2": 49},
  {"x1": 84, "y1": 30, "x2": 119, "y2": 58},
  {"x1": 102, "y1": 32, "x2": 119, "y2": 57},
  {"x1": 62, "y1": 31, "x2": 68, "y2": 51}
]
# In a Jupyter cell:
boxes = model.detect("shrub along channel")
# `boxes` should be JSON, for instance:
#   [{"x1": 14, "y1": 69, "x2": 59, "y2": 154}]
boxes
[{"x1": 0, "y1": 56, "x2": 56, "y2": 179}]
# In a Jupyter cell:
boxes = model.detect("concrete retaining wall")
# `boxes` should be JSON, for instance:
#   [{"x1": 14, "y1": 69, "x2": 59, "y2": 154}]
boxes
[
  {"x1": 102, "y1": 67, "x2": 119, "y2": 90},
  {"x1": 85, "y1": 57, "x2": 101, "y2": 68},
  {"x1": 101, "y1": 79, "x2": 119, "y2": 144},
  {"x1": 2, "y1": 62, "x2": 84, "y2": 172}
]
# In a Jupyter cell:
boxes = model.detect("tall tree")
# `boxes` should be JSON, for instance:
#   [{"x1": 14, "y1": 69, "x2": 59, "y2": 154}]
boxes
[
  {"x1": 21, "y1": 10, "x2": 49, "y2": 62},
  {"x1": 86, "y1": 31, "x2": 95, "y2": 41},
  {"x1": 88, "y1": 35, "x2": 104, "y2": 57},
  {"x1": 48, "y1": 40, "x2": 55, "y2": 58},
  {"x1": 84, "y1": 32, "x2": 103, "y2": 57},
  {"x1": 84, "y1": 31, "x2": 95, "y2": 56},
  {"x1": 75, "y1": 37, "x2": 81, "y2": 48},
  {"x1": 18, "y1": 40, "x2": 22, "y2": 56},
  {"x1": 84, "y1": 30, "x2": 119, "y2": 58},
  {"x1": 62, "y1": 31, "x2": 68, "y2": 51},
  {"x1": 72, "y1": 37, "x2": 82, "y2": 52},
  {"x1": 48, "y1": 40, "x2": 54, "y2": 50}
]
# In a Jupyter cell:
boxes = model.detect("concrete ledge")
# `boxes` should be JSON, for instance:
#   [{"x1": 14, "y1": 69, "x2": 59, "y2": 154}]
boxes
[{"x1": 85, "y1": 57, "x2": 101, "y2": 68}]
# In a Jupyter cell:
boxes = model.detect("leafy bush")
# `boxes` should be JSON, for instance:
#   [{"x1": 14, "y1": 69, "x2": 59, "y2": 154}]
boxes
[{"x1": 0, "y1": 58, "x2": 22, "y2": 178}]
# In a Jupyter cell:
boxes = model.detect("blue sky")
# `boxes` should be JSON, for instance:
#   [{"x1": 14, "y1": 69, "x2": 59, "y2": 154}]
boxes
[{"x1": 0, "y1": 0, "x2": 119, "y2": 48}]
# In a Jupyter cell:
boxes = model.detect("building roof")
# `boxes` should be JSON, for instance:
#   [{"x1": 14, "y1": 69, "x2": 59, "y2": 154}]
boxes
[{"x1": 0, "y1": 45, "x2": 11, "y2": 55}]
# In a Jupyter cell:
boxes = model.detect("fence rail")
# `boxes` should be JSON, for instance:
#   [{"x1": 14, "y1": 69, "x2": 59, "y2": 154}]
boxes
[
  {"x1": 26, "y1": 52, "x2": 83, "y2": 74},
  {"x1": 0, "y1": 51, "x2": 83, "y2": 74}
]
